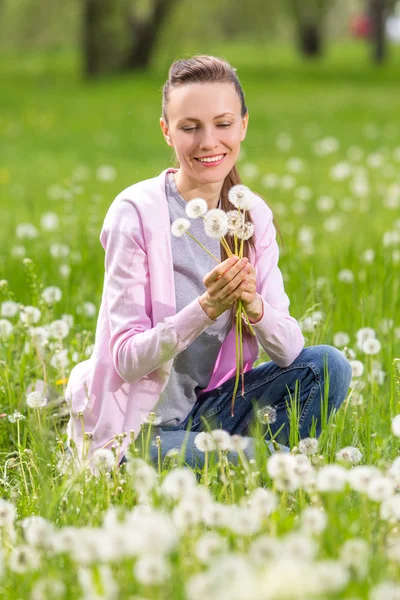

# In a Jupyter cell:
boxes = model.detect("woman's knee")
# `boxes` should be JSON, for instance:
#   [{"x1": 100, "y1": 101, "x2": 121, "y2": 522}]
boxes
[{"x1": 308, "y1": 344, "x2": 352, "y2": 406}]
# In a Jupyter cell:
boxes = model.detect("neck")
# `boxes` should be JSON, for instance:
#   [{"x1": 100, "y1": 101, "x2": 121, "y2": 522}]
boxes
[{"x1": 173, "y1": 169, "x2": 223, "y2": 211}]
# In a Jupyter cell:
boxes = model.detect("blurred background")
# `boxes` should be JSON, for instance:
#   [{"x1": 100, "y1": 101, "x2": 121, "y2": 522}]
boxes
[{"x1": 0, "y1": 0, "x2": 399, "y2": 350}]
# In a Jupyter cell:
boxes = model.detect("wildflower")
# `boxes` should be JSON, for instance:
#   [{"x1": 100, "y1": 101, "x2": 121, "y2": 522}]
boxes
[
  {"x1": 236, "y1": 221, "x2": 255, "y2": 241},
  {"x1": 249, "y1": 487, "x2": 278, "y2": 517},
  {"x1": 203, "y1": 209, "x2": 228, "y2": 239},
  {"x1": 134, "y1": 554, "x2": 171, "y2": 585},
  {"x1": 48, "y1": 320, "x2": 70, "y2": 339},
  {"x1": 40, "y1": 212, "x2": 59, "y2": 231},
  {"x1": 300, "y1": 506, "x2": 327, "y2": 534},
  {"x1": 347, "y1": 465, "x2": 381, "y2": 493},
  {"x1": 229, "y1": 504, "x2": 262, "y2": 536},
  {"x1": 228, "y1": 184, "x2": 255, "y2": 210},
  {"x1": 362, "y1": 337, "x2": 381, "y2": 355},
  {"x1": 298, "y1": 437, "x2": 319, "y2": 456},
  {"x1": 202, "y1": 502, "x2": 230, "y2": 528},
  {"x1": 16, "y1": 223, "x2": 38, "y2": 240},
  {"x1": 349, "y1": 360, "x2": 364, "y2": 378},
  {"x1": 9, "y1": 544, "x2": 40, "y2": 573},
  {"x1": 392, "y1": 414, "x2": 400, "y2": 437},
  {"x1": 59, "y1": 264, "x2": 71, "y2": 278},
  {"x1": 194, "y1": 532, "x2": 228, "y2": 564},
  {"x1": 21, "y1": 515, "x2": 55, "y2": 548},
  {"x1": 333, "y1": 332, "x2": 350, "y2": 347},
  {"x1": 41, "y1": 286, "x2": 62, "y2": 305},
  {"x1": 366, "y1": 476, "x2": 395, "y2": 502},
  {"x1": 82, "y1": 301, "x2": 96, "y2": 317},
  {"x1": 336, "y1": 446, "x2": 363, "y2": 465},
  {"x1": 129, "y1": 461, "x2": 158, "y2": 496},
  {"x1": 226, "y1": 210, "x2": 245, "y2": 235},
  {"x1": 31, "y1": 578, "x2": 66, "y2": 600},
  {"x1": 50, "y1": 349, "x2": 69, "y2": 369},
  {"x1": 0, "y1": 319, "x2": 13, "y2": 339},
  {"x1": 92, "y1": 448, "x2": 115, "y2": 472},
  {"x1": 338, "y1": 269, "x2": 354, "y2": 283},
  {"x1": 26, "y1": 391, "x2": 47, "y2": 409},
  {"x1": 7, "y1": 411, "x2": 25, "y2": 423},
  {"x1": 194, "y1": 431, "x2": 216, "y2": 452},
  {"x1": 0, "y1": 499, "x2": 16, "y2": 526},
  {"x1": 282, "y1": 532, "x2": 318, "y2": 561},
  {"x1": 339, "y1": 538, "x2": 370, "y2": 580},
  {"x1": 1, "y1": 300, "x2": 18, "y2": 318},
  {"x1": 231, "y1": 434, "x2": 250, "y2": 451},
  {"x1": 160, "y1": 467, "x2": 197, "y2": 500},
  {"x1": 256, "y1": 405, "x2": 277, "y2": 425},
  {"x1": 78, "y1": 565, "x2": 118, "y2": 598},
  {"x1": 96, "y1": 164, "x2": 117, "y2": 182},
  {"x1": 380, "y1": 495, "x2": 400, "y2": 522},
  {"x1": 172, "y1": 500, "x2": 202, "y2": 531},
  {"x1": 49, "y1": 243, "x2": 70, "y2": 258},
  {"x1": 316, "y1": 464, "x2": 348, "y2": 492},
  {"x1": 20, "y1": 306, "x2": 41, "y2": 325},
  {"x1": 369, "y1": 581, "x2": 400, "y2": 600},
  {"x1": 249, "y1": 535, "x2": 282, "y2": 566},
  {"x1": 185, "y1": 197, "x2": 208, "y2": 219},
  {"x1": 171, "y1": 217, "x2": 191, "y2": 237},
  {"x1": 210, "y1": 429, "x2": 232, "y2": 451}
]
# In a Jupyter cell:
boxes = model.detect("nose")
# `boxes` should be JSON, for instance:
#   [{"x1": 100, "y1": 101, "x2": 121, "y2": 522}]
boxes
[{"x1": 199, "y1": 126, "x2": 219, "y2": 151}]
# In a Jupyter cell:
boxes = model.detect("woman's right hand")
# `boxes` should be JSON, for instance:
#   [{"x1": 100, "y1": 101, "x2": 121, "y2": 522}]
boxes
[{"x1": 199, "y1": 255, "x2": 250, "y2": 320}]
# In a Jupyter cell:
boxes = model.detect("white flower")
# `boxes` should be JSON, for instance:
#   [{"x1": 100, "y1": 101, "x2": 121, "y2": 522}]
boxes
[
  {"x1": 202, "y1": 502, "x2": 230, "y2": 528},
  {"x1": 347, "y1": 465, "x2": 381, "y2": 493},
  {"x1": 78, "y1": 565, "x2": 118, "y2": 598},
  {"x1": 134, "y1": 555, "x2": 171, "y2": 585},
  {"x1": 50, "y1": 349, "x2": 69, "y2": 370},
  {"x1": 1, "y1": 300, "x2": 18, "y2": 318},
  {"x1": 96, "y1": 164, "x2": 117, "y2": 182},
  {"x1": 349, "y1": 360, "x2": 364, "y2": 378},
  {"x1": 228, "y1": 184, "x2": 255, "y2": 210},
  {"x1": 211, "y1": 429, "x2": 232, "y2": 451},
  {"x1": 59, "y1": 264, "x2": 71, "y2": 278},
  {"x1": 366, "y1": 476, "x2": 395, "y2": 502},
  {"x1": 31, "y1": 578, "x2": 66, "y2": 600},
  {"x1": 185, "y1": 197, "x2": 208, "y2": 219},
  {"x1": 21, "y1": 515, "x2": 55, "y2": 548},
  {"x1": 298, "y1": 437, "x2": 319, "y2": 456},
  {"x1": 362, "y1": 337, "x2": 381, "y2": 355},
  {"x1": 129, "y1": 461, "x2": 158, "y2": 496},
  {"x1": 194, "y1": 432, "x2": 216, "y2": 452},
  {"x1": 338, "y1": 268, "x2": 354, "y2": 283},
  {"x1": 236, "y1": 221, "x2": 255, "y2": 241},
  {"x1": 369, "y1": 581, "x2": 400, "y2": 600},
  {"x1": 249, "y1": 535, "x2": 282, "y2": 566},
  {"x1": 336, "y1": 446, "x2": 363, "y2": 465},
  {"x1": 26, "y1": 391, "x2": 47, "y2": 409},
  {"x1": 300, "y1": 506, "x2": 327, "y2": 534},
  {"x1": 249, "y1": 487, "x2": 278, "y2": 517},
  {"x1": 48, "y1": 320, "x2": 70, "y2": 340},
  {"x1": 82, "y1": 301, "x2": 96, "y2": 317},
  {"x1": 380, "y1": 495, "x2": 400, "y2": 522},
  {"x1": 0, "y1": 319, "x2": 13, "y2": 339},
  {"x1": 40, "y1": 212, "x2": 59, "y2": 231},
  {"x1": 160, "y1": 467, "x2": 197, "y2": 500},
  {"x1": 339, "y1": 538, "x2": 370, "y2": 580},
  {"x1": 20, "y1": 306, "x2": 41, "y2": 325},
  {"x1": 229, "y1": 505, "x2": 262, "y2": 536},
  {"x1": 62, "y1": 313, "x2": 74, "y2": 328},
  {"x1": 392, "y1": 415, "x2": 400, "y2": 437},
  {"x1": 0, "y1": 499, "x2": 16, "y2": 526},
  {"x1": 171, "y1": 217, "x2": 191, "y2": 237},
  {"x1": 226, "y1": 210, "x2": 245, "y2": 235},
  {"x1": 194, "y1": 532, "x2": 228, "y2": 564},
  {"x1": 172, "y1": 500, "x2": 202, "y2": 531},
  {"x1": 316, "y1": 465, "x2": 348, "y2": 492},
  {"x1": 41, "y1": 286, "x2": 62, "y2": 305},
  {"x1": 49, "y1": 243, "x2": 70, "y2": 259},
  {"x1": 203, "y1": 209, "x2": 228, "y2": 239},
  {"x1": 282, "y1": 532, "x2": 318, "y2": 561},
  {"x1": 231, "y1": 434, "x2": 250, "y2": 452},
  {"x1": 9, "y1": 544, "x2": 40, "y2": 573},
  {"x1": 16, "y1": 223, "x2": 38, "y2": 240},
  {"x1": 92, "y1": 448, "x2": 115, "y2": 472},
  {"x1": 256, "y1": 405, "x2": 277, "y2": 425},
  {"x1": 11, "y1": 245, "x2": 26, "y2": 258},
  {"x1": 333, "y1": 332, "x2": 350, "y2": 347}
]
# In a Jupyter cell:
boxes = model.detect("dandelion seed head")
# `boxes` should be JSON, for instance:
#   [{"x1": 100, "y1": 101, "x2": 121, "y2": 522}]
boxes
[
  {"x1": 171, "y1": 217, "x2": 191, "y2": 237},
  {"x1": 185, "y1": 197, "x2": 208, "y2": 219}
]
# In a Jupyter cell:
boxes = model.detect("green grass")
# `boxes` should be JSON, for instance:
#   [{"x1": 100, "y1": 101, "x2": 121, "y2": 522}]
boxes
[{"x1": 0, "y1": 41, "x2": 400, "y2": 598}]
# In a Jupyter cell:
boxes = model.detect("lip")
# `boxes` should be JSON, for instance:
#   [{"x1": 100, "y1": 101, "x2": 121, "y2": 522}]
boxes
[{"x1": 194, "y1": 153, "x2": 227, "y2": 166}]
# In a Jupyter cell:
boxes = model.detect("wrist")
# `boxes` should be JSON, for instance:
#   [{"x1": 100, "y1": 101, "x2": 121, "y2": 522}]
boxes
[
  {"x1": 246, "y1": 295, "x2": 264, "y2": 324},
  {"x1": 199, "y1": 294, "x2": 218, "y2": 321}
]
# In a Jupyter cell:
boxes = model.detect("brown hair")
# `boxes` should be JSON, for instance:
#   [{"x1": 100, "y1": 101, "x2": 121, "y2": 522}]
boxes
[{"x1": 161, "y1": 54, "x2": 283, "y2": 341}]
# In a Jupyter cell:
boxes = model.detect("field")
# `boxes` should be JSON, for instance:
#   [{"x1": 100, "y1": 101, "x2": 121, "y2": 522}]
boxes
[{"x1": 1, "y1": 41, "x2": 400, "y2": 598}]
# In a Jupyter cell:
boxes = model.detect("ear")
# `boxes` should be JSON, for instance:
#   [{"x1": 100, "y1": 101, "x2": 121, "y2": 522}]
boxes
[
  {"x1": 160, "y1": 117, "x2": 174, "y2": 148},
  {"x1": 240, "y1": 112, "x2": 249, "y2": 142}
]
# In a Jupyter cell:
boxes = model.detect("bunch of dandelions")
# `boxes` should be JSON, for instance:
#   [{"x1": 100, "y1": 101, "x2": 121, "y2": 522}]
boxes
[{"x1": 171, "y1": 184, "x2": 256, "y2": 416}]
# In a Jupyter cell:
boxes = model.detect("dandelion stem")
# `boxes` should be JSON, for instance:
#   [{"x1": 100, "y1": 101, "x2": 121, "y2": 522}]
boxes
[{"x1": 185, "y1": 232, "x2": 220, "y2": 263}]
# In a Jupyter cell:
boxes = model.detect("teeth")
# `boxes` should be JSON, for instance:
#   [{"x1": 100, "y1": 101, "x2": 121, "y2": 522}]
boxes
[{"x1": 198, "y1": 155, "x2": 224, "y2": 163}]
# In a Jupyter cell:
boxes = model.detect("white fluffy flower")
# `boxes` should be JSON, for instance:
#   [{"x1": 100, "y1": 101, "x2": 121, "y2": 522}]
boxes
[
  {"x1": 50, "y1": 349, "x2": 69, "y2": 369},
  {"x1": 21, "y1": 515, "x2": 55, "y2": 548},
  {"x1": 299, "y1": 437, "x2": 319, "y2": 456},
  {"x1": 96, "y1": 164, "x2": 117, "y2": 182},
  {"x1": 48, "y1": 319, "x2": 70, "y2": 340},
  {"x1": 300, "y1": 506, "x2": 327, "y2": 534},
  {"x1": 362, "y1": 337, "x2": 381, "y2": 355},
  {"x1": 16, "y1": 223, "x2": 39, "y2": 240},
  {"x1": 366, "y1": 476, "x2": 395, "y2": 502},
  {"x1": 1, "y1": 300, "x2": 18, "y2": 318},
  {"x1": 41, "y1": 286, "x2": 62, "y2": 305},
  {"x1": 0, "y1": 499, "x2": 16, "y2": 526},
  {"x1": 161, "y1": 467, "x2": 197, "y2": 500},
  {"x1": 226, "y1": 210, "x2": 245, "y2": 235},
  {"x1": 31, "y1": 578, "x2": 66, "y2": 600},
  {"x1": 171, "y1": 217, "x2": 191, "y2": 237},
  {"x1": 316, "y1": 465, "x2": 348, "y2": 492},
  {"x1": 20, "y1": 306, "x2": 41, "y2": 325},
  {"x1": 211, "y1": 429, "x2": 232, "y2": 451},
  {"x1": 185, "y1": 197, "x2": 208, "y2": 219},
  {"x1": 0, "y1": 319, "x2": 13, "y2": 339},
  {"x1": 392, "y1": 415, "x2": 400, "y2": 437},
  {"x1": 347, "y1": 465, "x2": 381, "y2": 493},
  {"x1": 9, "y1": 544, "x2": 41, "y2": 573},
  {"x1": 194, "y1": 432, "x2": 216, "y2": 452},
  {"x1": 369, "y1": 581, "x2": 400, "y2": 600},
  {"x1": 249, "y1": 487, "x2": 278, "y2": 517},
  {"x1": 380, "y1": 495, "x2": 400, "y2": 522},
  {"x1": 339, "y1": 538, "x2": 370, "y2": 580},
  {"x1": 333, "y1": 331, "x2": 350, "y2": 347},
  {"x1": 336, "y1": 446, "x2": 363, "y2": 465},
  {"x1": 228, "y1": 184, "x2": 255, "y2": 210},
  {"x1": 194, "y1": 532, "x2": 228, "y2": 564},
  {"x1": 349, "y1": 360, "x2": 364, "y2": 378},
  {"x1": 236, "y1": 221, "x2": 255, "y2": 241},
  {"x1": 134, "y1": 555, "x2": 171, "y2": 585},
  {"x1": 26, "y1": 391, "x2": 47, "y2": 409},
  {"x1": 92, "y1": 448, "x2": 115, "y2": 472},
  {"x1": 40, "y1": 212, "x2": 59, "y2": 231},
  {"x1": 203, "y1": 209, "x2": 228, "y2": 239}
]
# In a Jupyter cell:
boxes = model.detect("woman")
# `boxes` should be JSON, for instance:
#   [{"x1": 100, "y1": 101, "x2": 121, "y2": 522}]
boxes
[{"x1": 66, "y1": 55, "x2": 352, "y2": 469}]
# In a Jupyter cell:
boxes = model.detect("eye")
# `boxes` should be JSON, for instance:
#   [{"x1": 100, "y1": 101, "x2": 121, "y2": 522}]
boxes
[{"x1": 181, "y1": 124, "x2": 232, "y2": 132}]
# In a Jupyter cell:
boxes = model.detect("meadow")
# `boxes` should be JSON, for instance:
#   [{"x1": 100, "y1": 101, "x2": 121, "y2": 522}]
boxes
[{"x1": 0, "y1": 41, "x2": 400, "y2": 598}]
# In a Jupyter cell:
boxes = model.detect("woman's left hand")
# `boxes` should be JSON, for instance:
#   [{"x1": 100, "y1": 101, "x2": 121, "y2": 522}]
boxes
[{"x1": 239, "y1": 262, "x2": 259, "y2": 311}]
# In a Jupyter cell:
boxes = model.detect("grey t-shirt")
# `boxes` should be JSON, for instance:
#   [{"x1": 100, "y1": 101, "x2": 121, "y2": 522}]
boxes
[{"x1": 153, "y1": 171, "x2": 231, "y2": 426}]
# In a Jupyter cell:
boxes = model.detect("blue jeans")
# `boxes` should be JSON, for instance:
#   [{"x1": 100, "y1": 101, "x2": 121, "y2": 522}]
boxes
[{"x1": 120, "y1": 344, "x2": 352, "y2": 470}]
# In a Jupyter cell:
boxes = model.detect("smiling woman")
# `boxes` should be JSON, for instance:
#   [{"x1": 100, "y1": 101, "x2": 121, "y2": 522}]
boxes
[{"x1": 65, "y1": 54, "x2": 352, "y2": 471}]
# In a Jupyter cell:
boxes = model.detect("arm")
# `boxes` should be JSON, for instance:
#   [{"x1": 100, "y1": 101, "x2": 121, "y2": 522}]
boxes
[
  {"x1": 102, "y1": 199, "x2": 216, "y2": 385},
  {"x1": 246, "y1": 203, "x2": 305, "y2": 368}
]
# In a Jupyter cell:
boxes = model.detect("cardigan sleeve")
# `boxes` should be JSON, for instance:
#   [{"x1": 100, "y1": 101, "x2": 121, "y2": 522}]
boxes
[
  {"x1": 101, "y1": 198, "x2": 216, "y2": 385},
  {"x1": 248, "y1": 201, "x2": 305, "y2": 368}
]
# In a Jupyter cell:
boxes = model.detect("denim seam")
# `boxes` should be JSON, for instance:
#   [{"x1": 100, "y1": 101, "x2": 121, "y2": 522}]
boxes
[{"x1": 190, "y1": 361, "x2": 321, "y2": 430}]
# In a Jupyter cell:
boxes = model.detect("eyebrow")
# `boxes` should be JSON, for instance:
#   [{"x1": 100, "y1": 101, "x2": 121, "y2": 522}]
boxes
[{"x1": 177, "y1": 112, "x2": 235, "y2": 124}]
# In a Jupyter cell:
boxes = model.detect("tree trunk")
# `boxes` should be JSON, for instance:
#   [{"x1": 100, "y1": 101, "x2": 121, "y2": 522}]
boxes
[
  {"x1": 82, "y1": 0, "x2": 118, "y2": 78},
  {"x1": 367, "y1": 0, "x2": 387, "y2": 63},
  {"x1": 298, "y1": 23, "x2": 323, "y2": 56},
  {"x1": 290, "y1": 0, "x2": 325, "y2": 58}
]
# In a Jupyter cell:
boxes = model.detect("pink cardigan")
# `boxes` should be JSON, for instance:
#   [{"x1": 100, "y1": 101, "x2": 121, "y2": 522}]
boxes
[{"x1": 66, "y1": 167, "x2": 304, "y2": 463}]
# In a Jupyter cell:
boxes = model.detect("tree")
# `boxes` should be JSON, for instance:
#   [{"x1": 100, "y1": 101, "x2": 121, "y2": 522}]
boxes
[
  {"x1": 82, "y1": 0, "x2": 177, "y2": 78},
  {"x1": 288, "y1": 0, "x2": 332, "y2": 57}
]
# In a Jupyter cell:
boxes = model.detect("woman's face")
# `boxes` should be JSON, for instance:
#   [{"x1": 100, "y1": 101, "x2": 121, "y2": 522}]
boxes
[{"x1": 160, "y1": 82, "x2": 248, "y2": 183}]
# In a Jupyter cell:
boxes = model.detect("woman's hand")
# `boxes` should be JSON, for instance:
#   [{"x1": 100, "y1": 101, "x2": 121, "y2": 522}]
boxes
[{"x1": 239, "y1": 262, "x2": 263, "y2": 322}]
